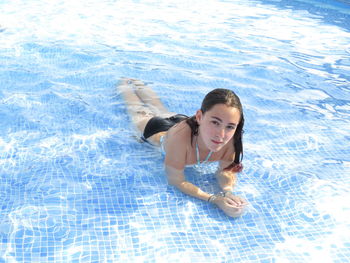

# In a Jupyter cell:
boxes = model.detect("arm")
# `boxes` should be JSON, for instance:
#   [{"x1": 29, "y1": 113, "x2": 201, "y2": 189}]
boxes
[
  {"x1": 164, "y1": 125, "x2": 245, "y2": 217},
  {"x1": 165, "y1": 165, "x2": 211, "y2": 201},
  {"x1": 217, "y1": 160, "x2": 238, "y2": 192},
  {"x1": 215, "y1": 160, "x2": 247, "y2": 209},
  {"x1": 165, "y1": 163, "x2": 245, "y2": 218},
  {"x1": 165, "y1": 145, "x2": 246, "y2": 217},
  {"x1": 164, "y1": 128, "x2": 212, "y2": 201}
]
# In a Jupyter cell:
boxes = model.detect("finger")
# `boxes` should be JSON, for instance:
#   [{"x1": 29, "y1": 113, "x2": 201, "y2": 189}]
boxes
[
  {"x1": 231, "y1": 197, "x2": 242, "y2": 205},
  {"x1": 240, "y1": 199, "x2": 248, "y2": 205},
  {"x1": 225, "y1": 199, "x2": 236, "y2": 207},
  {"x1": 227, "y1": 195, "x2": 240, "y2": 204},
  {"x1": 234, "y1": 197, "x2": 247, "y2": 206},
  {"x1": 239, "y1": 200, "x2": 244, "y2": 206},
  {"x1": 225, "y1": 199, "x2": 241, "y2": 208},
  {"x1": 226, "y1": 197, "x2": 240, "y2": 207},
  {"x1": 228, "y1": 201, "x2": 243, "y2": 209},
  {"x1": 231, "y1": 198, "x2": 246, "y2": 208}
]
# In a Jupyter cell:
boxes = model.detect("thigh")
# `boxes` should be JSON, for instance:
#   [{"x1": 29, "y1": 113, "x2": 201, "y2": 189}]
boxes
[
  {"x1": 135, "y1": 117, "x2": 152, "y2": 134},
  {"x1": 133, "y1": 81, "x2": 173, "y2": 116},
  {"x1": 118, "y1": 79, "x2": 155, "y2": 132}
]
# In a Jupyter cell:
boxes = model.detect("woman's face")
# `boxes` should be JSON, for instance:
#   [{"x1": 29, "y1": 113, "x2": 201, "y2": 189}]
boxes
[{"x1": 196, "y1": 103, "x2": 241, "y2": 152}]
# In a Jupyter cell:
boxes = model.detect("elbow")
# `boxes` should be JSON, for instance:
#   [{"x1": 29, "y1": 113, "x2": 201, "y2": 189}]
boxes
[
  {"x1": 167, "y1": 178, "x2": 180, "y2": 187},
  {"x1": 167, "y1": 178, "x2": 176, "y2": 186},
  {"x1": 167, "y1": 178, "x2": 185, "y2": 189}
]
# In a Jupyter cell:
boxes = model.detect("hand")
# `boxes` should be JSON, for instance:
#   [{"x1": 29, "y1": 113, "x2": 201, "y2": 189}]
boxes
[
  {"x1": 223, "y1": 162, "x2": 243, "y2": 173},
  {"x1": 212, "y1": 195, "x2": 246, "y2": 218},
  {"x1": 223, "y1": 192, "x2": 248, "y2": 208}
]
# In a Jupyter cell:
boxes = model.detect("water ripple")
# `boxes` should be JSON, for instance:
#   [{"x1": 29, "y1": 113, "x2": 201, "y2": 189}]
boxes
[{"x1": 0, "y1": 0, "x2": 349, "y2": 262}]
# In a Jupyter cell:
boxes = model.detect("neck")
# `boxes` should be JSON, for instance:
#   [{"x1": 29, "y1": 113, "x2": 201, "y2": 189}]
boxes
[
  {"x1": 196, "y1": 133, "x2": 210, "y2": 154},
  {"x1": 195, "y1": 133, "x2": 213, "y2": 165}
]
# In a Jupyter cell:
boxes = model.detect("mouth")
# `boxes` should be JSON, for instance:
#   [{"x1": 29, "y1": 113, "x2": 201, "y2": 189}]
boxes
[{"x1": 211, "y1": 139, "x2": 223, "y2": 145}]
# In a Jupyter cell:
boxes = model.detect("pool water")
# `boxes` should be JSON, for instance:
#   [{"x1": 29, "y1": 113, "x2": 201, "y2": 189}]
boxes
[{"x1": 0, "y1": 0, "x2": 349, "y2": 262}]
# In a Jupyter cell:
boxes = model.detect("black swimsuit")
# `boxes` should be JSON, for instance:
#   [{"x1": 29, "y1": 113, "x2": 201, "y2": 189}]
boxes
[{"x1": 141, "y1": 114, "x2": 188, "y2": 142}]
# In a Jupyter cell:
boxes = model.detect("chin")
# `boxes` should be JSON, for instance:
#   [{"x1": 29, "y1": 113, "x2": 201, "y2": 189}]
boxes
[{"x1": 209, "y1": 144, "x2": 224, "y2": 152}]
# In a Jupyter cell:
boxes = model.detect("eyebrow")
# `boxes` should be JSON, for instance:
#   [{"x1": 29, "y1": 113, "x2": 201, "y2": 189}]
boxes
[{"x1": 211, "y1": 116, "x2": 237, "y2": 126}]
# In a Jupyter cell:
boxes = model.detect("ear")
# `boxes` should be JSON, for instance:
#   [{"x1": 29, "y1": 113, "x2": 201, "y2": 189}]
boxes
[{"x1": 195, "y1": 110, "x2": 203, "y2": 124}]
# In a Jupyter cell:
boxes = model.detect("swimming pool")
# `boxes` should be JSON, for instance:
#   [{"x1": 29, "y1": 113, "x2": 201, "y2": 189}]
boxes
[{"x1": 0, "y1": 0, "x2": 349, "y2": 262}]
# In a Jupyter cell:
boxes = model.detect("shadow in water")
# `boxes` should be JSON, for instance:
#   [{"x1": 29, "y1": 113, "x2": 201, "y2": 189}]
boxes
[{"x1": 255, "y1": 0, "x2": 350, "y2": 32}]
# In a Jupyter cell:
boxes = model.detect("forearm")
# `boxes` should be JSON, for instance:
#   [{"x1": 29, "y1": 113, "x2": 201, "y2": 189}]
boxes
[
  {"x1": 172, "y1": 181, "x2": 211, "y2": 201},
  {"x1": 165, "y1": 165, "x2": 211, "y2": 201},
  {"x1": 216, "y1": 170, "x2": 237, "y2": 192}
]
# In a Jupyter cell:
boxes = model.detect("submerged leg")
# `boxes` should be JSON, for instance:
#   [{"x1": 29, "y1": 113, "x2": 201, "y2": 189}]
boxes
[
  {"x1": 117, "y1": 78, "x2": 154, "y2": 133},
  {"x1": 131, "y1": 79, "x2": 175, "y2": 117}
]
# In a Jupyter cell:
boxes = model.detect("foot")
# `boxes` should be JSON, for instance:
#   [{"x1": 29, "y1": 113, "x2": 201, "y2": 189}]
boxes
[{"x1": 119, "y1": 77, "x2": 144, "y2": 87}]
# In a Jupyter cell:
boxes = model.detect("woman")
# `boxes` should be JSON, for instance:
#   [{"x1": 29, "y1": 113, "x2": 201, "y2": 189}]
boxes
[{"x1": 118, "y1": 78, "x2": 247, "y2": 217}]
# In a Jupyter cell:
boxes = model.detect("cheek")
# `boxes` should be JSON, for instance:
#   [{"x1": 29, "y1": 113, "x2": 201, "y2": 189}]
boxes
[
  {"x1": 203, "y1": 127, "x2": 213, "y2": 138},
  {"x1": 202, "y1": 124, "x2": 216, "y2": 139},
  {"x1": 225, "y1": 130, "x2": 236, "y2": 140}
]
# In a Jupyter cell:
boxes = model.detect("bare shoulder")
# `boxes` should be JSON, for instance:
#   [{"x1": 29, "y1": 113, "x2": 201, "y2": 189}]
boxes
[
  {"x1": 167, "y1": 120, "x2": 191, "y2": 142},
  {"x1": 164, "y1": 120, "x2": 191, "y2": 170}
]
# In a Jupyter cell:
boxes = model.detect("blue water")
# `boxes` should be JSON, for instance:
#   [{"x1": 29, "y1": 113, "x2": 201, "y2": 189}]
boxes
[{"x1": 1, "y1": 0, "x2": 350, "y2": 262}]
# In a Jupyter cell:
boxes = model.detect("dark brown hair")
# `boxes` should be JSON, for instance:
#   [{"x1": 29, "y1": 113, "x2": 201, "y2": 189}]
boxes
[{"x1": 186, "y1": 88, "x2": 244, "y2": 170}]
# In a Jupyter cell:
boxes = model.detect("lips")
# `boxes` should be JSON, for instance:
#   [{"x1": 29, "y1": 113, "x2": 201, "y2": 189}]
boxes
[{"x1": 211, "y1": 140, "x2": 223, "y2": 145}]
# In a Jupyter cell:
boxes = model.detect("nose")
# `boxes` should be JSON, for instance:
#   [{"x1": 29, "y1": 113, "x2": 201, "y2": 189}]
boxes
[{"x1": 216, "y1": 127, "x2": 225, "y2": 139}]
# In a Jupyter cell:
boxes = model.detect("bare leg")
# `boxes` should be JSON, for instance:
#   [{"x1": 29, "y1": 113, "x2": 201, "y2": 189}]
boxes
[
  {"x1": 117, "y1": 78, "x2": 154, "y2": 133},
  {"x1": 131, "y1": 79, "x2": 175, "y2": 117},
  {"x1": 118, "y1": 78, "x2": 176, "y2": 145}
]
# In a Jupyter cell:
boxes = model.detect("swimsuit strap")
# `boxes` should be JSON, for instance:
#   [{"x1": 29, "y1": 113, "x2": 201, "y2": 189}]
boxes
[{"x1": 196, "y1": 141, "x2": 213, "y2": 165}]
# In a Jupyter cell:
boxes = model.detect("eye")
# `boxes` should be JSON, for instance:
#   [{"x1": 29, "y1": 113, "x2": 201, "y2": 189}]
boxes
[
  {"x1": 226, "y1": 125, "x2": 236, "y2": 130},
  {"x1": 211, "y1": 120, "x2": 220, "y2": 126}
]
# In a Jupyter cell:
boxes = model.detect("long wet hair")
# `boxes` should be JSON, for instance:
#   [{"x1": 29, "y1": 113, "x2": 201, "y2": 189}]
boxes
[{"x1": 186, "y1": 88, "x2": 244, "y2": 172}]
